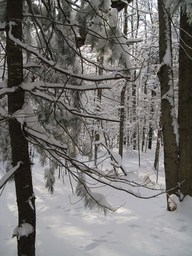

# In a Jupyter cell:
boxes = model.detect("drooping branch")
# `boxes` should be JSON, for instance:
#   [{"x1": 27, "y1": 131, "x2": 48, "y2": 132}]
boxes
[{"x1": 7, "y1": 21, "x2": 129, "y2": 82}]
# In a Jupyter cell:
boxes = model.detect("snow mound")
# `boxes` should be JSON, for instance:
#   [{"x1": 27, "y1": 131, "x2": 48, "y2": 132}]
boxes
[
  {"x1": 12, "y1": 223, "x2": 34, "y2": 240},
  {"x1": 168, "y1": 194, "x2": 181, "y2": 211}
]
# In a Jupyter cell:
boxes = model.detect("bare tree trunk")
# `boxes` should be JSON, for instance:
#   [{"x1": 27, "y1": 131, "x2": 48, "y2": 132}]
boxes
[
  {"x1": 132, "y1": 82, "x2": 137, "y2": 150},
  {"x1": 154, "y1": 127, "x2": 162, "y2": 172},
  {"x1": 157, "y1": 0, "x2": 178, "y2": 209},
  {"x1": 178, "y1": 8, "x2": 192, "y2": 197},
  {"x1": 119, "y1": 85, "x2": 126, "y2": 157},
  {"x1": 6, "y1": 0, "x2": 36, "y2": 255},
  {"x1": 148, "y1": 126, "x2": 153, "y2": 149},
  {"x1": 148, "y1": 90, "x2": 156, "y2": 150},
  {"x1": 94, "y1": 55, "x2": 103, "y2": 166}
]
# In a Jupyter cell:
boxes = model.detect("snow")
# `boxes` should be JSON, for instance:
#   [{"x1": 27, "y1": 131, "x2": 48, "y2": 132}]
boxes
[
  {"x1": 12, "y1": 223, "x2": 34, "y2": 240},
  {"x1": 168, "y1": 194, "x2": 181, "y2": 211},
  {"x1": 21, "y1": 81, "x2": 112, "y2": 91},
  {"x1": 0, "y1": 22, "x2": 5, "y2": 30},
  {"x1": 1, "y1": 149, "x2": 192, "y2": 256},
  {"x1": 126, "y1": 38, "x2": 143, "y2": 45},
  {"x1": 166, "y1": 0, "x2": 192, "y2": 23},
  {"x1": 0, "y1": 86, "x2": 16, "y2": 97},
  {"x1": 109, "y1": 9, "x2": 118, "y2": 28},
  {"x1": 0, "y1": 162, "x2": 22, "y2": 189},
  {"x1": 13, "y1": 101, "x2": 68, "y2": 151},
  {"x1": 8, "y1": 22, "x2": 128, "y2": 82}
]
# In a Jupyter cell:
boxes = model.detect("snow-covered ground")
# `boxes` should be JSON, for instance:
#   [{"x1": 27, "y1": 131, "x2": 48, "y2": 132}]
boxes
[{"x1": 1, "y1": 148, "x2": 192, "y2": 256}]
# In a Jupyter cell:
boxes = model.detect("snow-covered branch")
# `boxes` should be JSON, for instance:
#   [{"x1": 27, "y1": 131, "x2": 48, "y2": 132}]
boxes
[
  {"x1": 21, "y1": 81, "x2": 112, "y2": 91},
  {"x1": 7, "y1": 21, "x2": 128, "y2": 82},
  {"x1": 12, "y1": 102, "x2": 68, "y2": 151},
  {"x1": 21, "y1": 88, "x2": 119, "y2": 122},
  {"x1": 0, "y1": 162, "x2": 22, "y2": 189},
  {"x1": 0, "y1": 85, "x2": 16, "y2": 97},
  {"x1": 166, "y1": 0, "x2": 192, "y2": 23},
  {"x1": 76, "y1": 173, "x2": 115, "y2": 214}
]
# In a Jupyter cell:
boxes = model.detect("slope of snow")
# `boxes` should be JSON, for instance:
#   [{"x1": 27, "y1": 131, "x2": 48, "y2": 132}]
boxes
[{"x1": 0, "y1": 148, "x2": 192, "y2": 256}]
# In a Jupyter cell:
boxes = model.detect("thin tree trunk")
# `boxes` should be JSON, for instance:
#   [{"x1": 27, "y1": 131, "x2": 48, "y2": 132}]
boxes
[
  {"x1": 154, "y1": 127, "x2": 161, "y2": 173},
  {"x1": 132, "y1": 81, "x2": 137, "y2": 150},
  {"x1": 6, "y1": 0, "x2": 36, "y2": 255},
  {"x1": 119, "y1": 85, "x2": 126, "y2": 157},
  {"x1": 148, "y1": 126, "x2": 153, "y2": 149},
  {"x1": 157, "y1": 0, "x2": 178, "y2": 208},
  {"x1": 148, "y1": 90, "x2": 156, "y2": 150},
  {"x1": 141, "y1": 125, "x2": 146, "y2": 152},
  {"x1": 178, "y1": 8, "x2": 192, "y2": 197},
  {"x1": 94, "y1": 55, "x2": 103, "y2": 166}
]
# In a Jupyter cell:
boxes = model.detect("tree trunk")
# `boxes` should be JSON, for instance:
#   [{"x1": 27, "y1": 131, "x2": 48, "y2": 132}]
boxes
[
  {"x1": 157, "y1": 0, "x2": 178, "y2": 207},
  {"x1": 178, "y1": 9, "x2": 192, "y2": 197},
  {"x1": 148, "y1": 90, "x2": 156, "y2": 150},
  {"x1": 154, "y1": 127, "x2": 162, "y2": 172},
  {"x1": 148, "y1": 126, "x2": 153, "y2": 150},
  {"x1": 132, "y1": 82, "x2": 137, "y2": 150},
  {"x1": 119, "y1": 85, "x2": 126, "y2": 157},
  {"x1": 6, "y1": 0, "x2": 36, "y2": 255},
  {"x1": 94, "y1": 55, "x2": 103, "y2": 166}
]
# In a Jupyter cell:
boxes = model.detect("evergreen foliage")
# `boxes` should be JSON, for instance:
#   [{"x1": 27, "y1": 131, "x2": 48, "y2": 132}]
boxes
[
  {"x1": 76, "y1": 173, "x2": 114, "y2": 215},
  {"x1": 44, "y1": 167, "x2": 55, "y2": 194}
]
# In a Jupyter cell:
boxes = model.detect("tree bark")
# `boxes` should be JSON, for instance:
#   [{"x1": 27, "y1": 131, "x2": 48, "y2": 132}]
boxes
[
  {"x1": 178, "y1": 9, "x2": 192, "y2": 196},
  {"x1": 119, "y1": 85, "x2": 126, "y2": 157},
  {"x1": 157, "y1": 0, "x2": 178, "y2": 207},
  {"x1": 132, "y1": 82, "x2": 137, "y2": 150},
  {"x1": 6, "y1": 0, "x2": 36, "y2": 255},
  {"x1": 154, "y1": 127, "x2": 161, "y2": 172}
]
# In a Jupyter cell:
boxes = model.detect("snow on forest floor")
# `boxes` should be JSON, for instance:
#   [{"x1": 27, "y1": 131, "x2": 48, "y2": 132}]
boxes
[{"x1": 1, "y1": 148, "x2": 192, "y2": 256}]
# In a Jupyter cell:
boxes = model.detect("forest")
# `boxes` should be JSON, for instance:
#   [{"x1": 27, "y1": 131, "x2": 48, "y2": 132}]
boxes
[{"x1": 0, "y1": 0, "x2": 192, "y2": 255}]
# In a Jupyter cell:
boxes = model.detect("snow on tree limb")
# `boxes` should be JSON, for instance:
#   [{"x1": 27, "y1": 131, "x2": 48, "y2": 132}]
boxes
[
  {"x1": 19, "y1": 88, "x2": 120, "y2": 122},
  {"x1": 12, "y1": 223, "x2": 34, "y2": 240},
  {"x1": 21, "y1": 81, "x2": 112, "y2": 91},
  {"x1": 0, "y1": 162, "x2": 22, "y2": 189},
  {"x1": 12, "y1": 101, "x2": 68, "y2": 151},
  {"x1": 7, "y1": 21, "x2": 129, "y2": 82},
  {"x1": 166, "y1": 0, "x2": 192, "y2": 23},
  {"x1": 0, "y1": 85, "x2": 16, "y2": 97}
]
